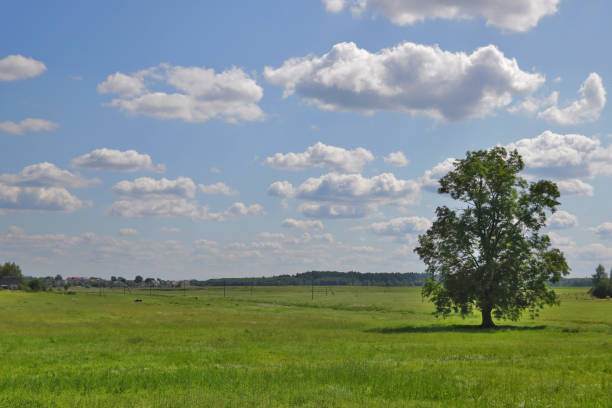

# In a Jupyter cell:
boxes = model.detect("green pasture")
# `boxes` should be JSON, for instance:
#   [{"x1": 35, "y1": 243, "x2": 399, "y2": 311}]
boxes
[{"x1": 0, "y1": 286, "x2": 610, "y2": 407}]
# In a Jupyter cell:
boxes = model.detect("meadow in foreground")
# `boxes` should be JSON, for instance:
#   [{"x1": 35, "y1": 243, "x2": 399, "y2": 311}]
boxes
[{"x1": 0, "y1": 286, "x2": 610, "y2": 407}]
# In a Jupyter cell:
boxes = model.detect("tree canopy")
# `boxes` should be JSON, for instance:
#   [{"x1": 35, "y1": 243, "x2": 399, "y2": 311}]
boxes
[
  {"x1": 415, "y1": 147, "x2": 569, "y2": 328},
  {"x1": 0, "y1": 262, "x2": 23, "y2": 280},
  {"x1": 589, "y1": 264, "x2": 611, "y2": 299}
]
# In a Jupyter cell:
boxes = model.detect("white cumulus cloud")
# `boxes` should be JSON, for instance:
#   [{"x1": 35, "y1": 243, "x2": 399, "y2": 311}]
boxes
[
  {"x1": 113, "y1": 177, "x2": 197, "y2": 199},
  {"x1": 556, "y1": 179, "x2": 594, "y2": 197},
  {"x1": 281, "y1": 218, "x2": 324, "y2": 230},
  {"x1": 368, "y1": 216, "x2": 431, "y2": 236},
  {"x1": 119, "y1": 228, "x2": 139, "y2": 236},
  {"x1": 384, "y1": 151, "x2": 409, "y2": 167},
  {"x1": 225, "y1": 202, "x2": 265, "y2": 217},
  {"x1": 547, "y1": 210, "x2": 579, "y2": 229},
  {"x1": 0, "y1": 55, "x2": 47, "y2": 81},
  {"x1": 97, "y1": 72, "x2": 146, "y2": 97},
  {"x1": 270, "y1": 172, "x2": 420, "y2": 218},
  {"x1": 98, "y1": 63, "x2": 264, "y2": 123},
  {"x1": 420, "y1": 158, "x2": 456, "y2": 192},
  {"x1": 323, "y1": 0, "x2": 346, "y2": 12},
  {"x1": 0, "y1": 118, "x2": 58, "y2": 135},
  {"x1": 0, "y1": 163, "x2": 99, "y2": 188},
  {"x1": 265, "y1": 42, "x2": 543, "y2": 122},
  {"x1": 588, "y1": 222, "x2": 612, "y2": 239},
  {"x1": 298, "y1": 202, "x2": 371, "y2": 219},
  {"x1": 508, "y1": 92, "x2": 558, "y2": 116},
  {"x1": 199, "y1": 182, "x2": 238, "y2": 196},
  {"x1": 421, "y1": 132, "x2": 610, "y2": 196},
  {"x1": 107, "y1": 199, "x2": 263, "y2": 222},
  {"x1": 322, "y1": 0, "x2": 560, "y2": 32},
  {"x1": 264, "y1": 142, "x2": 374, "y2": 172},
  {"x1": 0, "y1": 185, "x2": 89, "y2": 213},
  {"x1": 538, "y1": 73, "x2": 606, "y2": 125},
  {"x1": 295, "y1": 172, "x2": 420, "y2": 205},
  {"x1": 71, "y1": 148, "x2": 166, "y2": 172},
  {"x1": 267, "y1": 181, "x2": 296, "y2": 198},
  {"x1": 506, "y1": 130, "x2": 612, "y2": 179}
]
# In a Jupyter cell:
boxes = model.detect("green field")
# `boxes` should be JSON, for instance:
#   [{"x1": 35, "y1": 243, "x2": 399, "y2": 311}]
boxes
[{"x1": 0, "y1": 286, "x2": 610, "y2": 407}]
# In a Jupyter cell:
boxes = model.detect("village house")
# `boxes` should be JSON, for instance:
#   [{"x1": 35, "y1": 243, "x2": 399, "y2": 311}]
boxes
[{"x1": 0, "y1": 276, "x2": 23, "y2": 290}]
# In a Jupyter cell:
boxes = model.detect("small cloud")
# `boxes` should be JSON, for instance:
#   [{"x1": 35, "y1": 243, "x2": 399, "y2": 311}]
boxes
[
  {"x1": 321, "y1": 0, "x2": 559, "y2": 32},
  {"x1": 383, "y1": 151, "x2": 409, "y2": 167},
  {"x1": 160, "y1": 227, "x2": 181, "y2": 233},
  {"x1": 267, "y1": 181, "x2": 295, "y2": 198},
  {"x1": 0, "y1": 55, "x2": 47, "y2": 81},
  {"x1": 258, "y1": 232, "x2": 285, "y2": 240},
  {"x1": 0, "y1": 185, "x2": 90, "y2": 213},
  {"x1": 0, "y1": 162, "x2": 99, "y2": 188},
  {"x1": 281, "y1": 218, "x2": 324, "y2": 230},
  {"x1": 508, "y1": 92, "x2": 558, "y2": 116},
  {"x1": 0, "y1": 118, "x2": 59, "y2": 136},
  {"x1": 556, "y1": 179, "x2": 594, "y2": 197},
  {"x1": 210, "y1": 167, "x2": 221, "y2": 174},
  {"x1": 588, "y1": 222, "x2": 612, "y2": 239},
  {"x1": 97, "y1": 64, "x2": 265, "y2": 123},
  {"x1": 199, "y1": 182, "x2": 238, "y2": 196},
  {"x1": 113, "y1": 177, "x2": 197, "y2": 199},
  {"x1": 119, "y1": 228, "x2": 139, "y2": 236},
  {"x1": 538, "y1": 73, "x2": 606, "y2": 126},
  {"x1": 547, "y1": 210, "x2": 579, "y2": 229},
  {"x1": 107, "y1": 199, "x2": 264, "y2": 222},
  {"x1": 264, "y1": 142, "x2": 374, "y2": 173},
  {"x1": 367, "y1": 217, "x2": 431, "y2": 242},
  {"x1": 71, "y1": 148, "x2": 165, "y2": 173},
  {"x1": 547, "y1": 231, "x2": 574, "y2": 247}
]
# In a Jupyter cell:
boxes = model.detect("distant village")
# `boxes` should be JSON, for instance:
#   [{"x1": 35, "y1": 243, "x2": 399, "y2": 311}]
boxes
[
  {"x1": 52, "y1": 276, "x2": 191, "y2": 289},
  {"x1": 0, "y1": 274, "x2": 191, "y2": 291}
]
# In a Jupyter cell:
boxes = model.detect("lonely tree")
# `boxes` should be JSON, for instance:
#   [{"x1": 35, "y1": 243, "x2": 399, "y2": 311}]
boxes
[{"x1": 415, "y1": 147, "x2": 569, "y2": 328}]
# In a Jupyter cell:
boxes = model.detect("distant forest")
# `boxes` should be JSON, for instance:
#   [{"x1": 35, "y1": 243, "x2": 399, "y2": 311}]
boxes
[
  {"x1": 193, "y1": 271, "x2": 427, "y2": 287},
  {"x1": 191, "y1": 271, "x2": 592, "y2": 287}
]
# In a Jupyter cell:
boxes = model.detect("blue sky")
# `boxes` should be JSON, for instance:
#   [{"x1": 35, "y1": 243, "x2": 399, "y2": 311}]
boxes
[{"x1": 1, "y1": 0, "x2": 611, "y2": 279}]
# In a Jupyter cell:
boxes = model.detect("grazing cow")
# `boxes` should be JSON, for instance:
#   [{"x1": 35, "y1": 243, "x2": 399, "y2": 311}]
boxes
[{"x1": 134, "y1": 299, "x2": 143, "y2": 302}]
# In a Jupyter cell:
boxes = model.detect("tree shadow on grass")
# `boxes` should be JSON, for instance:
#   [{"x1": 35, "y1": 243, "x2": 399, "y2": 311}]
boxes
[{"x1": 365, "y1": 324, "x2": 547, "y2": 334}]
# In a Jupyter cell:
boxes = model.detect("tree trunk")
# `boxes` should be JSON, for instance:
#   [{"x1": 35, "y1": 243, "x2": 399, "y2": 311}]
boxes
[{"x1": 480, "y1": 307, "x2": 495, "y2": 328}]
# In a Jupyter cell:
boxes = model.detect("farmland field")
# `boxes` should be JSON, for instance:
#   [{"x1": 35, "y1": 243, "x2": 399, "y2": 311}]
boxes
[{"x1": 0, "y1": 286, "x2": 610, "y2": 407}]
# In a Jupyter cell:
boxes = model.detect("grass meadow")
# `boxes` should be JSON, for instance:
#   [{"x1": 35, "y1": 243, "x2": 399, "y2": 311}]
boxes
[{"x1": 0, "y1": 286, "x2": 610, "y2": 407}]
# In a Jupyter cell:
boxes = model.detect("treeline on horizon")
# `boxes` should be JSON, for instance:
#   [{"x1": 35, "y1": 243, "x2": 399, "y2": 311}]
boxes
[
  {"x1": 189, "y1": 271, "x2": 592, "y2": 287},
  {"x1": 193, "y1": 271, "x2": 427, "y2": 287}
]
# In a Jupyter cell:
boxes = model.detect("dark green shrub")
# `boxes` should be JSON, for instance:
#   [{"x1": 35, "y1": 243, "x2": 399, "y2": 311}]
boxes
[
  {"x1": 27, "y1": 279, "x2": 44, "y2": 292},
  {"x1": 589, "y1": 279, "x2": 610, "y2": 299}
]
